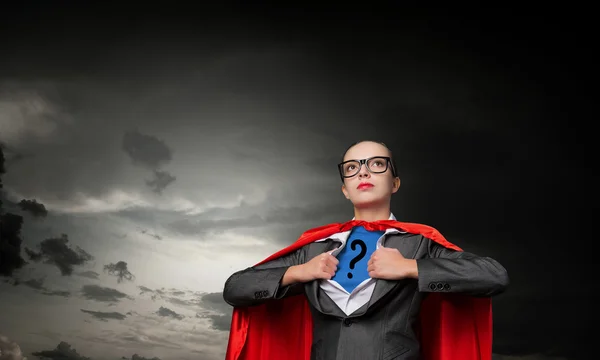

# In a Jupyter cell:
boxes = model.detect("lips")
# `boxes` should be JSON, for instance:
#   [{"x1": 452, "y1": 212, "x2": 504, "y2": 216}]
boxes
[{"x1": 357, "y1": 182, "x2": 374, "y2": 190}]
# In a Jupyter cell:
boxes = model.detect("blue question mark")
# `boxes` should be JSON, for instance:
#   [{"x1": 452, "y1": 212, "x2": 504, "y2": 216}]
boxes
[{"x1": 347, "y1": 239, "x2": 367, "y2": 279}]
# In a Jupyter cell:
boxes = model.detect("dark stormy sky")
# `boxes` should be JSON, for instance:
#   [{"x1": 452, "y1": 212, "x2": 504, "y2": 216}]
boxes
[{"x1": 0, "y1": 3, "x2": 592, "y2": 360}]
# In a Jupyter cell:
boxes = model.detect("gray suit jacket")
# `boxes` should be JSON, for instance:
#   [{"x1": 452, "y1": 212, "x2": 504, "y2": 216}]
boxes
[{"x1": 223, "y1": 232, "x2": 509, "y2": 360}]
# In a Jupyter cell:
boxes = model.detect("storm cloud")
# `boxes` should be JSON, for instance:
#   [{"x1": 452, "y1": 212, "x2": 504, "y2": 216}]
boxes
[
  {"x1": 31, "y1": 341, "x2": 90, "y2": 360},
  {"x1": 18, "y1": 277, "x2": 70, "y2": 297},
  {"x1": 76, "y1": 271, "x2": 100, "y2": 280},
  {"x1": 24, "y1": 234, "x2": 93, "y2": 276},
  {"x1": 122, "y1": 130, "x2": 176, "y2": 194},
  {"x1": 17, "y1": 198, "x2": 48, "y2": 217},
  {"x1": 122, "y1": 131, "x2": 172, "y2": 170},
  {"x1": 156, "y1": 306, "x2": 184, "y2": 321},
  {"x1": 81, "y1": 284, "x2": 132, "y2": 303},
  {"x1": 125, "y1": 355, "x2": 162, "y2": 360},
  {"x1": 0, "y1": 334, "x2": 26, "y2": 360},
  {"x1": 0, "y1": 89, "x2": 72, "y2": 148},
  {"x1": 146, "y1": 170, "x2": 176, "y2": 194},
  {"x1": 103, "y1": 261, "x2": 135, "y2": 283},
  {"x1": 199, "y1": 292, "x2": 232, "y2": 331},
  {"x1": 80, "y1": 309, "x2": 127, "y2": 321}
]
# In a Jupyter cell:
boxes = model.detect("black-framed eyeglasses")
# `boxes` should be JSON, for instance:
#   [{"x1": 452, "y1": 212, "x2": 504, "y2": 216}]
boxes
[{"x1": 337, "y1": 156, "x2": 396, "y2": 181}]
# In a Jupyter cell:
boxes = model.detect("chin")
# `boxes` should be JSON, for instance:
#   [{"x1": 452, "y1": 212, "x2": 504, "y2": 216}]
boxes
[{"x1": 351, "y1": 194, "x2": 387, "y2": 208}]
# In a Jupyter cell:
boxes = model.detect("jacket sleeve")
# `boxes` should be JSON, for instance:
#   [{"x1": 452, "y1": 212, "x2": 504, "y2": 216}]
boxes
[
  {"x1": 222, "y1": 247, "x2": 308, "y2": 307},
  {"x1": 415, "y1": 237, "x2": 509, "y2": 297}
]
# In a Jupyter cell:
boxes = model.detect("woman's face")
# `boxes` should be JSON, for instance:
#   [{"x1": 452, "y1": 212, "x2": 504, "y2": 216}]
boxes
[{"x1": 340, "y1": 141, "x2": 400, "y2": 208}]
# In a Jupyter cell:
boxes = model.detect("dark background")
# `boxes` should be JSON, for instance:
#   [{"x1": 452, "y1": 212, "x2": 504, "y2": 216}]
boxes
[{"x1": 1, "y1": 3, "x2": 592, "y2": 360}]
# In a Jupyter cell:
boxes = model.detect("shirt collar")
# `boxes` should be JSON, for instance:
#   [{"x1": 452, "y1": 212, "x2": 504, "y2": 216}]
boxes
[{"x1": 351, "y1": 212, "x2": 396, "y2": 221}]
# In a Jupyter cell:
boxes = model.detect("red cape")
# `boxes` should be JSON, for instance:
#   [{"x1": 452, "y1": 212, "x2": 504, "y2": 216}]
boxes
[{"x1": 225, "y1": 220, "x2": 493, "y2": 360}]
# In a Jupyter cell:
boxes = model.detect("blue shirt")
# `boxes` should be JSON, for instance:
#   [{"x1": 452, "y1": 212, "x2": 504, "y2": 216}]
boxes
[{"x1": 331, "y1": 226, "x2": 384, "y2": 293}]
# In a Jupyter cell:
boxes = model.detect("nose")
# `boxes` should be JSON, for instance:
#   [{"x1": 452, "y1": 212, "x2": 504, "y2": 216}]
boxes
[{"x1": 358, "y1": 163, "x2": 370, "y2": 178}]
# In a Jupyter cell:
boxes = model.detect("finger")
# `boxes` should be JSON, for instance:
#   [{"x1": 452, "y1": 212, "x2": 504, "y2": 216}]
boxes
[
  {"x1": 385, "y1": 247, "x2": 400, "y2": 255},
  {"x1": 317, "y1": 268, "x2": 329, "y2": 278},
  {"x1": 324, "y1": 259, "x2": 337, "y2": 269},
  {"x1": 368, "y1": 261, "x2": 377, "y2": 270},
  {"x1": 320, "y1": 254, "x2": 332, "y2": 264},
  {"x1": 325, "y1": 254, "x2": 337, "y2": 264},
  {"x1": 326, "y1": 261, "x2": 337, "y2": 273}
]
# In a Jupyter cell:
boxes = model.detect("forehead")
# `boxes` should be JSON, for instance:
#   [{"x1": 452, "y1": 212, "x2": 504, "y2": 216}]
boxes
[{"x1": 344, "y1": 142, "x2": 390, "y2": 161}]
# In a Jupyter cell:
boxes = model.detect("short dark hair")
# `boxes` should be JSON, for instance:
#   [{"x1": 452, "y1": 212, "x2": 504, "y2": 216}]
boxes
[{"x1": 339, "y1": 140, "x2": 398, "y2": 181}]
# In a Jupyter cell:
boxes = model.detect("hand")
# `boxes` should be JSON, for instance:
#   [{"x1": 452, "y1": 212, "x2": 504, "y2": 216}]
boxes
[
  {"x1": 282, "y1": 251, "x2": 339, "y2": 285},
  {"x1": 367, "y1": 247, "x2": 418, "y2": 280}
]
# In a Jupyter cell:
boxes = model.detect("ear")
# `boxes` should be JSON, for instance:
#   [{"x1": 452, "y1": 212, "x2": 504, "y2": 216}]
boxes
[
  {"x1": 341, "y1": 184, "x2": 350, "y2": 199},
  {"x1": 391, "y1": 177, "x2": 401, "y2": 193}
]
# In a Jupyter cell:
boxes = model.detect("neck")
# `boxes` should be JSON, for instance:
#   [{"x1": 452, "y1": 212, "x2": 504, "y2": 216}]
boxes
[{"x1": 353, "y1": 204, "x2": 391, "y2": 222}]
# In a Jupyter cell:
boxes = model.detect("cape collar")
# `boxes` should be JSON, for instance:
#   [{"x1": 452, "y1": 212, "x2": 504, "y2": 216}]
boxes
[{"x1": 316, "y1": 212, "x2": 406, "y2": 245}]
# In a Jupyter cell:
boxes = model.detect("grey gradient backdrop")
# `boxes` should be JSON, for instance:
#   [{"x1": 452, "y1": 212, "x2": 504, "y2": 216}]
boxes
[{"x1": 0, "y1": 4, "x2": 592, "y2": 360}]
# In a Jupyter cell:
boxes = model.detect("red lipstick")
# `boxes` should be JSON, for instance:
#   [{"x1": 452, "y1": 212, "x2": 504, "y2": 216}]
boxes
[{"x1": 357, "y1": 182, "x2": 374, "y2": 190}]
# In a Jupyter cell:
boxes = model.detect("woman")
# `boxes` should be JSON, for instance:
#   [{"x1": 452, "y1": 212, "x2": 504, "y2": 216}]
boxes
[{"x1": 223, "y1": 140, "x2": 509, "y2": 360}]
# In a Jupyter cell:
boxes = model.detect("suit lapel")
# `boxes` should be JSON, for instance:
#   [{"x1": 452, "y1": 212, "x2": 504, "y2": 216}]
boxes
[
  {"x1": 304, "y1": 240, "x2": 348, "y2": 317},
  {"x1": 363, "y1": 233, "x2": 410, "y2": 310},
  {"x1": 366, "y1": 279, "x2": 397, "y2": 309}
]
